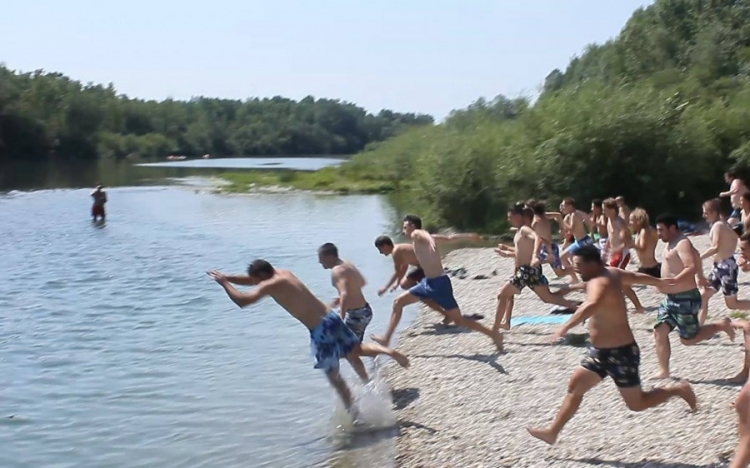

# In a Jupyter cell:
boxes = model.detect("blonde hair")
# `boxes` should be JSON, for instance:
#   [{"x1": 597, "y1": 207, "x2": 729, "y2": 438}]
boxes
[{"x1": 630, "y1": 208, "x2": 650, "y2": 231}]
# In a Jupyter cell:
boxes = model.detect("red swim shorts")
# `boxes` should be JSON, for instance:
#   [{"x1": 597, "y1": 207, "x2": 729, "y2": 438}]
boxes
[
  {"x1": 609, "y1": 251, "x2": 631, "y2": 269},
  {"x1": 92, "y1": 205, "x2": 105, "y2": 217}
]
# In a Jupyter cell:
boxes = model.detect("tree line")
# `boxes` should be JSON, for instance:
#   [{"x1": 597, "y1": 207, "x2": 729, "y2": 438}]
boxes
[
  {"x1": 342, "y1": 0, "x2": 750, "y2": 230},
  {"x1": 0, "y1": 65, "x2": 433, "y2": 161}
]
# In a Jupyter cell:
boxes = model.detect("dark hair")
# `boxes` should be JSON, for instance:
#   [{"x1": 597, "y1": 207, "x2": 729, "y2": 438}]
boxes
[
  {"x1": 527, "y1": 199, "x2": 546, "y2": 216},
  {"x1": 508, "y1": 202, "x2": 526, "y2": 215},
  {"x1": 703, "y1": 198, "x2": 722, "y2": 214},
  {"x1": 591, "y1": 199, "x2": 602, "y2": 209},
  {"x1": 318, "y1": 242, "x2": 339, "y2": 258},
  {"x1": 742, "y1": 192, "x2": 750, "y2": 203},
  {"x1": 403, "y1": 214, "x2": 422, "y2": 229},
  {"x1": 727, "y1": 170, "x2": 738, "y2": 179},
  {"x1": 562, "y1": 197, "x2": 576, "y2": 208},
  {"x1": 247, "y1": 259, "x2": 275, "y2": 278},
  {"x1": 374, "y1": 235, "x2": 394, "y2": 248},
  {"x1": 522, "y1": 207, "x2": 534, "y2": 220},
  {"x1": 573, "y1": 244, "x2": 603, "y2": 264},
  {"x1": 603, "y1": 198, "x2": 618, "y2": 210},
  {"x1": 741, "y1": 232, "x2": 750, "y2": 243},
  {"x1": 655, "y1": 213, "x2": 679, "y2": 229}
]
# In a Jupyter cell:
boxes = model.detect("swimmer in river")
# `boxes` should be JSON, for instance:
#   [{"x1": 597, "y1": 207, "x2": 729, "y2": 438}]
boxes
[
  {"x1": 652, "y1": 214, "x2": 736, "y2": 380},
  {"x1": 208, "y1": 260, "x2": 409, "y2": 418},
  {"x1": 91, "y1": 184, "x2": 107, "y2": 222},
  {"x1": 371, "y1": 215, "x2": 504, "y2": 351},
  {"x1": 374, "y1": 234, "x2": 485, "y2": 326},
  {"x1": 526, "y1": 244, "x2": 696, "y2": 446},
  {"x1": 698, "y1": 199, "x2": 750, "y2": 325}
]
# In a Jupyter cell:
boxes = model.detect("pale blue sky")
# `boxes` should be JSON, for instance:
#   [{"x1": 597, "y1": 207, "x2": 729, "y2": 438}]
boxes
[{"x1": 2, "y1": 0, "x2": 653, "y2": 119}]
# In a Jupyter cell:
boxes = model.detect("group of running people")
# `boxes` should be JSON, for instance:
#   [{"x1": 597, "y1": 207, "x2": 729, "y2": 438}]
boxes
[{"x1": 208, "y1": 170, "x2": 750, "y2": 467}]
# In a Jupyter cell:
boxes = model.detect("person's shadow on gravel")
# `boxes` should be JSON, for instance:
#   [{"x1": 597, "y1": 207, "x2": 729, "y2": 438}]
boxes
[
  {"x1": 413, "y1": 352, "x2": 506, "y2": 373},
  {"x1": 391, "y1": 387, "x2": 420, "y2": 410},
  {"x1": 561, "y1": 456, "x2": 720, "y2": 468}
]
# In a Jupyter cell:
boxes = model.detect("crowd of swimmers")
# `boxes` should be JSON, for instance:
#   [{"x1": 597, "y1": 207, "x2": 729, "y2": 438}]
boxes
[{"x1": 208, "y1": 170, "x2": 750, "y2": 467}]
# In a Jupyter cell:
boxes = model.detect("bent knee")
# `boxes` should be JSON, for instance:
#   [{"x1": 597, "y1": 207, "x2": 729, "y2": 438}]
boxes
[
  {"x1": 624, "y1": 398, "x2": 647, "y2": 412},
  {"x1": 725, "y1": 296, "x2": 740, "y2": 309}
]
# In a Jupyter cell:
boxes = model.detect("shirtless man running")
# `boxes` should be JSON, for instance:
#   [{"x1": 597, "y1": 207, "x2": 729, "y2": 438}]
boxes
[
  {"x1": 653, "y1": 214, "x2": 736, "y2": 380},
  {"x1": 556, "y1": 198, "x2": 595, "y2": 268},
  {"x1": 731, "y1": 374, "x2": 750, "y2": 467},
  {"x1": 527, "y1": 200, "x2": 576, "y2": 282},
  {"x1": 371, "y1": 215, "x2": 504, "y2": 351},
  {"x1": 208, "y1": 259, "x2": 409, "y2": 416},
  {"x1": 526, "y1": 244, "x2": 696, "y2": 445},
  {"x1": 728, "y1": 233, "x2": 750, "y2": 385},
  {"x1": 616, "y1": 196, "x2": 632, "y2": 223},
  {"x1": 627, "y1": 208, "x2": 660, "y2": 278},
  {"x1": 721, "y1": 170, "x2": 749, "y2": 228},
  {"x1": 698, "y1": 199, "x2": 750, "y2": 325},
  {"x1": 591, "y1": 199, "x2": 609, "y2": 250},
  {"x1": 495, "y1": 204, "x2": 580, "y2": 331},
  {"x1": 602, "y1": 198, "x2": 645, "y2": 314}
]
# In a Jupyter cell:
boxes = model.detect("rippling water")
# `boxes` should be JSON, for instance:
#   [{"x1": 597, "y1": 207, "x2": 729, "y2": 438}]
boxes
[{"x1": 1, "y1": 186, "x2": 408, "y2": 468}]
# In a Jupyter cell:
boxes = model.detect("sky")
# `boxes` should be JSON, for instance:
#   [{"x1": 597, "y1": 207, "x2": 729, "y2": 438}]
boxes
[{"x1": 1, "y1": 0, "x2": 654, "y2": 120}]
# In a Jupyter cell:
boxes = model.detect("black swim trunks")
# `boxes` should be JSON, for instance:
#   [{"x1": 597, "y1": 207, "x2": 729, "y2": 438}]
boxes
[
  {"x1": 637, "y1": 264, "x2": 661, "y2": 278},
  {"x1": 406, "y1": 267, "x2": 425, "y2": 282},
  {"x1": 509, "y1": 264, "x2": 548, "y2": 291},
  {"x1": 581, "y1": 342, "x2": 641, "y2": 388},
  {"x1": 344, "y1": 304, "x2": 373, "y2": 342}
]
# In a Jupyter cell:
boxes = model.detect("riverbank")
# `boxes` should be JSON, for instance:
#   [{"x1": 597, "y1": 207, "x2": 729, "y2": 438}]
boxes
[
  {"x1": 386, "y1": 234, "x2": 743, "y2": 467},
  {"x1": 219, "y1": 167, "x2": 397, "y2": 194}
]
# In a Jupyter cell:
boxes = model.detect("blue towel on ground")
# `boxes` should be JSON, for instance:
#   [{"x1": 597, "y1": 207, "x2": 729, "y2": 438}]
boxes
[{"x1": 510, "y1": 315, "x2": 569, "y2": 326}]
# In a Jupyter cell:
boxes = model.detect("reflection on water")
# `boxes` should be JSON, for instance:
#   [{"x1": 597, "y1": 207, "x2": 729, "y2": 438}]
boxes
[{"x1": 137, "y1": 156, "x2": 345, "y2": 171}]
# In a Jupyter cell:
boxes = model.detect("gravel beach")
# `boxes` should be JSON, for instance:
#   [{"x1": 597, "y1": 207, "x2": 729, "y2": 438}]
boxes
[{"x1": 385, "y1": 234, "x2": 746, "y2": 468}]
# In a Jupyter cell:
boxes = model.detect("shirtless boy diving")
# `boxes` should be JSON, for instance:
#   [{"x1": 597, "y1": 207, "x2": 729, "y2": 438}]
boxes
[
  {"x1": 526, "y1": 244, "x2": 696, "y2": 445},
  {"x1": 371, "y1": 215, "x2": 504, "y2": 351},
  {"x1": 495, "y1": 204, "x2": 580, "y2": 331},
  {"x1": 208, "y1": 259, "x2": 409, "y2": 416},
  {"x1": 652, "y1": 214, "x2": 736, "y2": 380},
  {"x1": 602, "y1": 198, "x2": 645, "y2": 314}
]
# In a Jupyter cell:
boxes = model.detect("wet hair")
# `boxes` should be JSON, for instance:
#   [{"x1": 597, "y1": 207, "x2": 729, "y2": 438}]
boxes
[
  {"x1": 318, "y1": 242, "x2": 339, "y2": 258},
  {"x1": 702, "y1": 198, "x2": 722, "y2": 214},
  {"x1": 403, "y1": 214, "x2": 422, "y2": 229},
  {"x1": 573, "y1": 244, "x2": 603, "y2": 264},
  {"x1": 374, "y1": 235, "x2": 394, "y2": 248},
  {"x1": 562, "y1": 197, "x2": 576, "y2": 208},
  {"x1": 741, "y1": 232, "x2": 750, "y2": 243},
  {"x1": 591, "y1": 199, "x2": 603, "y2": 209},
  {"x1": 603, "y1": 198, "x2": 618, "y2": 211},
  {"x1": 630, "y1": 208, "x2": 650, "y2": 230},
  {"x1": 655, "y1": 213, "x2": 679, "y2": 230},
  {"x1": 247, "y1": 259, "x2": 275, "y2": 278},
  {"x1": 508, "y1": 202, "x2": 526, "y2": 216}
]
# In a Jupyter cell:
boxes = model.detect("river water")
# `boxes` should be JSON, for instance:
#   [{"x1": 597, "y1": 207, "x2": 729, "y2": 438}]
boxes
[{"x1": 1, "y1": 159, "x2": 410, "y2": 468}]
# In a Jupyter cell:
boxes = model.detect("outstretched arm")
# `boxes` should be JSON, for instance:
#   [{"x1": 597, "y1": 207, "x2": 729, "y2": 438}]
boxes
[
  {"x1": 221, "y1": 274, "x2": 256, "y2": 286},
  {"x1": 207, "y1": 271, "x2": 270, "y2": 308},
  {"x1": 553, "y1": 280, "x2": 605, "y2": 338},
  {"x1": 433, "y1": 233, "x2": 482, "y2": 244},
  {"x1": 619, "y1": 269, "x2": 670, "y2": 288}
]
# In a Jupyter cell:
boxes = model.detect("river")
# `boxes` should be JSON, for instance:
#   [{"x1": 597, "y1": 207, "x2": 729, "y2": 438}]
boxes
[{"x1": 1, "y1": 158, "x2": 410, "y2": 468}]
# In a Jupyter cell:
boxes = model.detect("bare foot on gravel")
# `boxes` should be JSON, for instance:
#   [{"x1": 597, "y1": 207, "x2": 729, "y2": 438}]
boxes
[
  {"x1": 723, "y1": 317, "x2": 736, "y2": 342},
  {"x1": 634, "y1": 306, "x2": 646, "y2": 315},
  {"x1": 649, "y1": 372, "x2": 671, "y2": 381},
  {"x1": 370, "y1": 334, "x2": 390, "y2": 347},
  {"x1": 526, "y1": 427, "x2": 557, "y2": 445},
  {"x1": 677, "y1": 379, "x2": 698, "y2": 412},
  {"x1": 493, "y1": 333, "x2": 504, "y2": 353},
  {"x1": 726, "y1": 371, "x2": 748, "y2": 385},
  {"x1": 391, "y1": 350, "x2": 410, "y2": 369},
  {"x1": 499, "y1": 321, "x2": 511, "y2": 331}
]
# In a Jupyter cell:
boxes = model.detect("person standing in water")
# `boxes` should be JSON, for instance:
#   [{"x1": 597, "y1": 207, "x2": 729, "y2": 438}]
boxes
[
  {"x1": 602, "y1": 198, "x2": 645, "y2": 314},
  {"x1": 721, "y1": 170, "x2": 749, "y2": 228},
  {"x1": 526, "y1": 244, "x2": 696, "y2": 446},
  {"x1": 91, "y1": 184, "x2": 107, "y2": 222},
  {"x1": 208, "y1": 260, "x2": 409, "y2": 418},
  {"x1": 627, "y1": 208, "x2": 660, "y2": 277},
  {"x1": 495, "y1": 204, "x2": 580, "y2": 331},
  {"x1": 652, "y1": 214, "x2": 736, "y2": 380},
  {"x1": 698, "y1": 199, "x2": 750, "y2": 325},
  {"x1": 371, "y1": 215, "x2": 504, "y2": 351}
]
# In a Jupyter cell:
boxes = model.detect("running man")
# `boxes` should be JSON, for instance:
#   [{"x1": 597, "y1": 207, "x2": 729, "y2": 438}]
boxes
[
  {"x1": 652, "y1": 214, "x2": 736, "y2": 380},
  {"x1": 721, "y1": 170, "x2": 749, "y2": 228},
  {"x1": 527, "y1": 200, "x2": 576, "y2": 282},
  {"x1": 371, "y1": 215, "x2": 504, "y2": 351},
  {"x1": 615, "y1": 196, "x2": 632, "y2": 223},
  {"x1": 723, "y1": 233, "x2": 750, "y2": 385},
  {"x1": 590, "y1": 199, "x2": 609, "y2": 250},
  {"x1": 208, "y1": 260, "x2": 409, "y2": 416},
  {"x1": 91, "y1": 184, "x2": 107, "y2": 221},
  {"x1": 602, "y1": 198, "x2": 645, "y2": 314},
  {"x1": 698, "y1": 199, "x2": 750, "y2": 325},
  {"x1": 318, "y1": 242, "x2": 378, "y2": 383},
  {"x1": 526, "y1": 244, "x2": 696, "y2": 445},
  {"x1": 731, "y1": 374, "x2": 750, "y2": 467},
  {"x1": 556, "y1": 197, "x2": 595, "y2": 264},
  {"x1": 495, "y1": 204, "x2": 580, "y2": 331},
  {"x1": 627, "y1": 208, "x2": 660, "y2": 278}
]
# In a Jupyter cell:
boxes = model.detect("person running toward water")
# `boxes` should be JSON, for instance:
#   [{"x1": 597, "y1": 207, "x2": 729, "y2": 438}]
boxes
[
  {"x1": 554, "y1": 198, "x2": 595, "y2": 272},
  {"x1": 526, "y1": 244, "x2": 696, "y2": 446},
  {"x1": 627, "y1": 208, "x2": 660, "y2": 278},
  {"x1": 602, "y1": 198, "x2": 645, "y2": 314},
  {"x1": 495, "y1": 204, "x2": 580, "y2": 331},
  {"x1": 91, "y1": 184, "x2": 107, "y2": 221},
  {"x1": 374, "y1": 234, "x2": 485, "y2": 326},
  {"x1": 726, "y1": 233, "x2": 750, "y2": 385},
  {"x1": 698, "y1": 199, "x2": 750, "y2": 325},
  {"x1": 616, "y1": 196, "x2": 632, "y2": 223},
  {"x1": 208, "y1": 260, "x2": 409, "y2": 417},
  {"x1": 721, "y1": 170, "x2": 749, "y2": 228},
  {"x1": 731, "y1": 374, "x2": 750, "y2": 467},
  {"x1": 590, "y1": 199, "x2": 609, "y2": 250},
  {"x1": 527, "y1": 200, "x2": 577, "y2": 283},
  {"x1": 371, "y1": 215, "x2": 504, "y2": 351},
  {"x1": 652, "y1": 214, "x2": 736, "y2": 380}
]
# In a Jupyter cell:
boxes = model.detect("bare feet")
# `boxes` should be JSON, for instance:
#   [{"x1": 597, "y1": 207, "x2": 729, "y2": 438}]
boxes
[
  {"x1": 723, "y1": 317, "x2": 737, "y2": 342},
  {"x1": 527, "y1": 427, "x2": 557, "y2": 445},
  {"x1": 650, "y1": 372, "x2": 671, "y2": 381},
  {"x1": 634, "y1": 306, "x2": 646, "y2": 315},
  {"x1": 499, "y1": 321, "x2": 511, "y2": 331},
  {"x1": 677, "y1": 379, "x2": 698, "y2": 412},
  {"x1": 727, "y1": 371, "x2": 748, "y2": 385},
  {"x1": 493, "y1": 332, "x2": 504, "y2": 352},
  {"x1": 391, "y1": 350, "x2": 410, "y2": 369},
  {"x1": 441, "y1": 317, "x2": 453, "y2": 326},
  {"x1": 371, "y1": 334, "x2": 390, "y2": 346}
]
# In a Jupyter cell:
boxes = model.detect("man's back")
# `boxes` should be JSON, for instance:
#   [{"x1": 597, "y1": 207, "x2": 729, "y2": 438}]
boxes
[
  {"x1": 411, "y1": 230, "x2": 443, "y2": 278},
  {"x1": 394, "y1": 244, "x2": 420, "y2": 267},
  {"x1": 587, "y1": 269, "x2": 635, "y2": 348},
  {"x1": 532, "y1": 216, "x2": 553, "y2": 244},
  {"x1": 712, "y1": 221, "x2": 739, "y2": 261},
  {"x1": 332, "y1": 261, "x2": 368, "y2": 310},
  {"x1": 269, "y1": 269, "x2": 329, "y2": 329}
]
